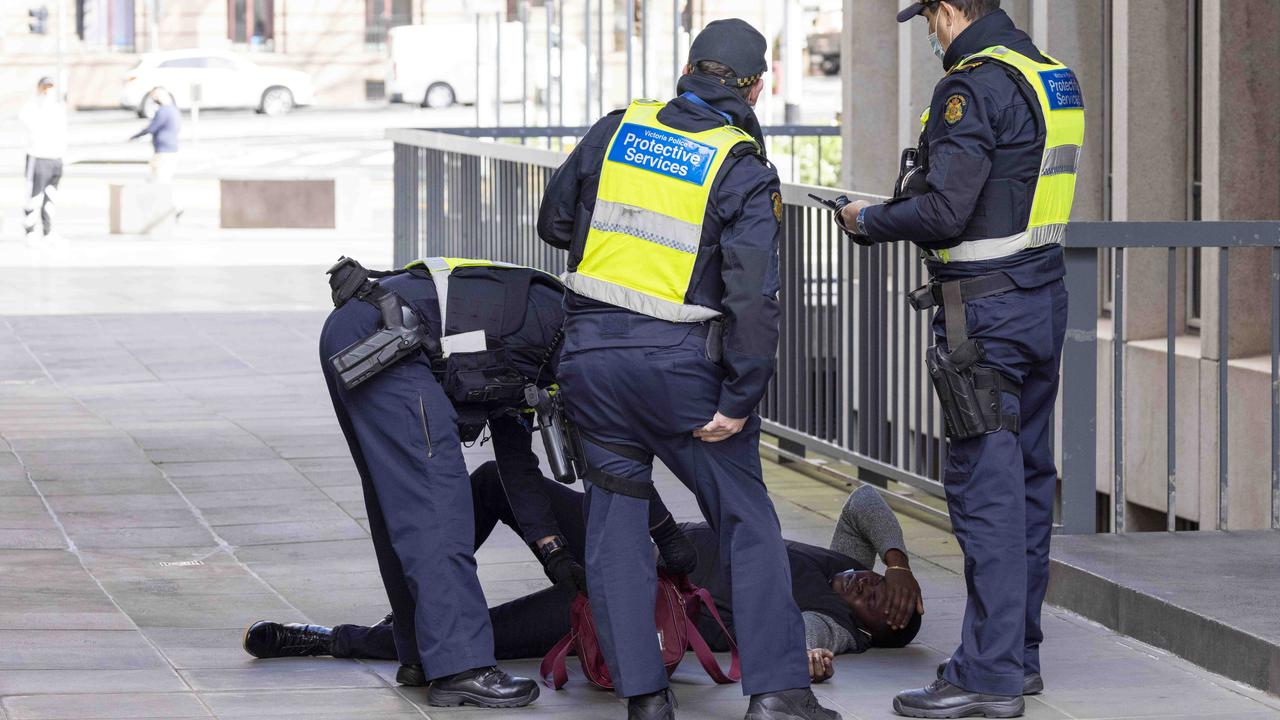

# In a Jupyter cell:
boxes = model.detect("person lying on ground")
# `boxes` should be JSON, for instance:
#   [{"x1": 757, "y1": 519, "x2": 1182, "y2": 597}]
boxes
[{"x1": 243, "y1": 463, "x2": 923, "y2": 684}]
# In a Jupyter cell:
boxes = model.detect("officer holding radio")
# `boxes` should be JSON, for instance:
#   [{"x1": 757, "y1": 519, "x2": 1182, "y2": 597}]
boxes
[
  {"x1": 538, "y1": 18, "x2": 838, "y2": 720},
  {"x1": 819, "y1": 1, "x2": 1083, "y2": 717}
]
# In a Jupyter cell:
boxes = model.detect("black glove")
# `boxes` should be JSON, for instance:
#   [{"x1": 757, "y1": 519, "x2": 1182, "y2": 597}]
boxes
[
  {"x1": 808, "y1": 193, "x2": 876, "y2": 247},
  {"x1": 651, "y1": 514, "x2": 697, "y2": 575},
  {"x1": 542, "y1": 546, "x2": 588, "y2": 596}
]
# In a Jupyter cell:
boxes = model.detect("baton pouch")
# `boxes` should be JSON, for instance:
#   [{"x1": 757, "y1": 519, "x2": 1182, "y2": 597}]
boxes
[
  {"x1": 925, "y1": 340, "x2": 1020, "y2": 440},
  {"x1": 442, "y1": 348, "x2": 528, "y2": 407}
]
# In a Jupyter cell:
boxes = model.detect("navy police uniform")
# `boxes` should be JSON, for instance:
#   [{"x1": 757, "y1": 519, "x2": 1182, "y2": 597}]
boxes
[
  {"x1": 537, "y1": 70, "x2": 811, "y2": 700},
  {"x1": 857, "y1": 9, "x2": 1074, "y2": 698},
  {"x1": 318, "y1": 266, "x2": 568, "y2": 679}
]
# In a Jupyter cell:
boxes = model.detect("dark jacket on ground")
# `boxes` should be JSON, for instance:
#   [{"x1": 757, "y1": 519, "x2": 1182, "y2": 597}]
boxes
[
  {"x1": 536, "y1": 73, "x2": 782, "y2": 418},
  {"x1": 861, "y1": 9, "x2": 1065, "y2": 287},
  {"x1": 682, "y1": 523, "x2": 868, "y2": 654}
]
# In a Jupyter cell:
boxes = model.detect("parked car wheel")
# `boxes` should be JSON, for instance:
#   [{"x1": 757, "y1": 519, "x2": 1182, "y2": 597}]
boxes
[
  {"x1": 139, "y1": 91, "x2": 160, "y2": 119},
  {"x1": 819, "y1": 55, "x2": 840, "y2": 76},
  {"x1": 422, "y1": 82, "x2": 456, "y2": 109},
  {"x1": 259, "y1": 86, "x2": 295, "y2": 116}
]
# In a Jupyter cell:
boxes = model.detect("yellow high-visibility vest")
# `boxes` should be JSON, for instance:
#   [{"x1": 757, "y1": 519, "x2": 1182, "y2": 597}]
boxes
[
  {"x1": 932, "y1": 45, "x2": 1085, "y2": 263},
  {"x1": 562, "y1": 99, "x2": 758, "y2": 322}
]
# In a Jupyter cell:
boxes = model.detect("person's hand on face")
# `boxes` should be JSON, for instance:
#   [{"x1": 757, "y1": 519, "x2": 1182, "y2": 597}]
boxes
[
  {"x1": 807, "y1": 648, "x2": 834, "y2": 683},
  {"x1": 882, "y1": 566, "x2": 924, "y2": 631}
]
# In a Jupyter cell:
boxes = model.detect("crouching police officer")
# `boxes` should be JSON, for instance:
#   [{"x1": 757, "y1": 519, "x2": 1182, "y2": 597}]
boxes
[
  {"x1": 824, "y1": 1, "x2": 1082, "y2": 717},
  {"x1": 537, "y1": 18, "x2": 839, "y2": 720},
  {"x1": 318, "y1": 256, "x2": 568, "y2": 707}
]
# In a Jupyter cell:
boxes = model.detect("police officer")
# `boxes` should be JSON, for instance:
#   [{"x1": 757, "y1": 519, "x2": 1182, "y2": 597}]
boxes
[
  {"x1": 537, "y1": 19, "x2": 840, "y2": 720},
  {"x1": 319, "y1": 257, "x2": 695, "y2": 699},
  {"x1": 825, "y1": 1, "x2": 1082, "y2": 717},
  {"x1": 319, "y1": 257, "x2": 563, "y2": 708}
]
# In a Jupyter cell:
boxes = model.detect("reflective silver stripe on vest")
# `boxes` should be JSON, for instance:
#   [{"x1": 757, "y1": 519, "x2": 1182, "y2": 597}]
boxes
[
  {"x1": 1041, "y1": 144, "x2": 1082, "y2": 177},
  {"x1": 562, "y1": 272, "x2": 721, "y2": 323},
  {"x1": 589, "y1": 200, "x2": 701, "y2": 255},
  {"x1": 1028, "y1": 223, "x2": 1066, "y2": 248},
  {"x1": 419, "y1": 257, "x2": 453, "y2": 326}
]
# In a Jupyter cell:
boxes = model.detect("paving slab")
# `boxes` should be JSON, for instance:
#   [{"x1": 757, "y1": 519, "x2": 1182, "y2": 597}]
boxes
[{"x1": 0, "y1": 692, "x2": 211, "y2": 719}]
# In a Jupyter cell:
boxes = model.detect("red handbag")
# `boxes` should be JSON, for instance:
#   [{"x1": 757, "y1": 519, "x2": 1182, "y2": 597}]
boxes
[{"x1": 539, "y1": 571, "x2": 741, "y2": 691}]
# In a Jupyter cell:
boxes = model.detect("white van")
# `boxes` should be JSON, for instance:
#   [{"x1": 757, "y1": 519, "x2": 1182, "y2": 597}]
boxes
[{"x1": 387, "y1": 22, "x2": 530, "y2": 108}]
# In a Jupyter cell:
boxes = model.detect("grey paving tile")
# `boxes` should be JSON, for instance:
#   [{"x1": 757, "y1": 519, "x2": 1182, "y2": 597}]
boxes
[
  {"x1": 160, "y1": 460, "x2": 300, "y2": 478},
  {"x1": 108, "y1": 593, "x2": 301, "y2": 629},
  {"x1": 0, "y1": 529, "x2": 66, "y2": 549},
  {"x1": 0, "y1": 693, "x2": 210, "y2": 719},
  {"x1": 199, "y1": 688, "x2": 416, "y2": 717},
  {"x1": 178, "y1": 661, "x2": 386, "y2": 691},
  {"x1": 33, "y1": 477, "x2": 176, "y2": 496},
  {"x1": 0, "y1": 629, "x2": 170, "y2": 671},
  {"x1": 214, "y1": 519, "x2": 369, "y2": 547},
  {"x1": 0, "y1": 669, "x2": 189, "y2": 695},
  {"x1": 26, "y1": 464, "x2": 163, "y2": 482},
  {"x1": 168, "y1": 473, "x2": 313, "y2": 493},
  {"x1": 66, "y1": 526, "x2": 215, "y2": 549},
  {"x1": 142, "y1": 627, "x2": 262, "y2": 669},
  {"x1": 147, "y1": 446, "x2": 280, "y2": 463}
]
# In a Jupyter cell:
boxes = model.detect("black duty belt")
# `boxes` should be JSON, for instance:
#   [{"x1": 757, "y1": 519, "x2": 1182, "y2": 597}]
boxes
[{"x1": 908, "y1": 272, "x2": 1018, "y2": 353}]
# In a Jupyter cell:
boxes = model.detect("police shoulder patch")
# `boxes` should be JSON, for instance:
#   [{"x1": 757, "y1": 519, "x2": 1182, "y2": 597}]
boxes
[
  {"x1": 771, "y1": 192, "x2": 783, "y2": 224},
  {"x1": 943, "y1": 94, "x2": 968, "y2": 126}
]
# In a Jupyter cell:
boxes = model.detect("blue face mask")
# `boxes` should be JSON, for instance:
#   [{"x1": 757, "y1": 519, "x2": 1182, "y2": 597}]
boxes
[{"x1": 928, "y1": 31, "x2": 945, "y2": 61}]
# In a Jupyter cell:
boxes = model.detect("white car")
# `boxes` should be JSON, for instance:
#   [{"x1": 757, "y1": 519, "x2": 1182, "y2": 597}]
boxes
[{"x1": 121, "y1": 49, "x2": 315, "y2": 117}]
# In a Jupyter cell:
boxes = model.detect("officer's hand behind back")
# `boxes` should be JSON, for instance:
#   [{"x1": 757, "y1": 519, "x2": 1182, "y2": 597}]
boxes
[{"x1": 693, "y1": 413, "x2": 746, "y2": 443}]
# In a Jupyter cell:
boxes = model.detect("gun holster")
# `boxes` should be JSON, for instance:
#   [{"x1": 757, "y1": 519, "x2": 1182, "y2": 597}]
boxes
[
  {"x1": 329, "y1": 290, "x2": 435, "y2": 391},
  {"x1": 918, "y1": 279, "x2": 1021, "y2": 440}
]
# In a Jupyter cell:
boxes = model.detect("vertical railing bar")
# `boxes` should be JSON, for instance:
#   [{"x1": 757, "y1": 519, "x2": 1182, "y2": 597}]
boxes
[
  {"x1": 626, "y1": 0, "x2": 635, "y2": 100},
  {"x1": 1272, "y1": 245, "x2": 1279, "y2": 530},
  {"x1": 1167, "y1": 247, "x2": 1177, "y2": 532},
  {"x1": 1218, "y1": 247, "x2": 1229, "y2": 530},
  {"x1": 1113, "y1": 248, "x2": 1126, "y2": 533},
  {"x1": 584, "y1": 0, "x2": 592, "y2": 125}
]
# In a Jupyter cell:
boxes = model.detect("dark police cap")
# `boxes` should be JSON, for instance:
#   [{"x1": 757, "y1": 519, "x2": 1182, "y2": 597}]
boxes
[
  {"x1": 897, "y1": 0, "x2": 940, "y2": 22},
  {"x1": 688, "y1": 18, "x2": 768, "y2": 80}
]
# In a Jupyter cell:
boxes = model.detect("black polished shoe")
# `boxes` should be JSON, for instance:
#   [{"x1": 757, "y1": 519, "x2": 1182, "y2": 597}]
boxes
[
  {"x1": 745, "y1": 688, "x2": 842, "y2": 720},
  {"x1": 242, "y1": 621, "x2": 333, "y2": 658},
  {"x1": 893, "y1": 679, "x2": 1023, "y2": 718},
  {"x1": 628, "y1": 688, "x2": 677, "y2": 720},
  {"x1": 396, "y1": 664, "x2": 427, "y2": 687},
  {"x1": 426, "y1": 666, "x2": 539, "y2": 708},
  {"x1": 936, "y1": 661, "x2": 1043, "y2": 695}
]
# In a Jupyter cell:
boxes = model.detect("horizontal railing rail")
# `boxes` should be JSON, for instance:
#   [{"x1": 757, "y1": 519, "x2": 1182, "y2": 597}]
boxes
[
  {"x1": 390, "y1": 128, "x2": 1280, "y2": 535},
  {"x1": 419, "y1": 125, "x2": 844, "y2": 188}
]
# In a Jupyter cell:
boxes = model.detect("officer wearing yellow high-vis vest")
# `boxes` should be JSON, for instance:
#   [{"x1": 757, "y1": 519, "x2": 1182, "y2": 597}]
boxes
[
  {"x1": 824, "y1": 2, "x2": 1082, "y2": 718},
  {"x1": 537, "y1": 18, "x2": 839, "y2": 720}
]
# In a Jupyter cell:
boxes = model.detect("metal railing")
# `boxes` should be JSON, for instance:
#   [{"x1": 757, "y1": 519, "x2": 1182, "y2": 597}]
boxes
[
  {"x1": 424, "y1": 126, "x2": 843, "y2": 188},
  {"x1": 390, "y1": 128, "x2": 1280, "y2": 535}
]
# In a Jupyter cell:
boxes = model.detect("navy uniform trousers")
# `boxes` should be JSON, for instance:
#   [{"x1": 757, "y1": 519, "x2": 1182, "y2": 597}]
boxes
[
  {"x1": 556, "y1": 317, "x2": 810, "y2": 698},
  {"x1": 934, "y1": 279, "x2": 1068, "y2": 697},
  {"x1": 319, "y1": 281, "x2": 496, "y2": 680}
]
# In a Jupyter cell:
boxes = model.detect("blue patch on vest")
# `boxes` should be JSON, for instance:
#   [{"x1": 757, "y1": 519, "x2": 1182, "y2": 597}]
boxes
[
  {"x1": 1039, "y1": 68, "x2": 1084, "y2": 110},
  {"x1": 607, "y1": 123, "x2": 719, "y2": 185}
]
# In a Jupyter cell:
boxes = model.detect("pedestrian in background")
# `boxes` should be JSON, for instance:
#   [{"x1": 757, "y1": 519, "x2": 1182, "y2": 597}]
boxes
[
  {"x1": 18, "y1": 76, "x2": 67, "y2": 245},
  {"x1": 130, "y1": 88, "x2": 181, "y2": 181}
]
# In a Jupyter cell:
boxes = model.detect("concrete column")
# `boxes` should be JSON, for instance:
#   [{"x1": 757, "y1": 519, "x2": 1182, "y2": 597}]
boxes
[
  {"x1": 1039, "y1": 0, "x2": 1106, "y2": 222},
  {"x1": 841, "y1": 0, "x2": 902, "y2": 194}
]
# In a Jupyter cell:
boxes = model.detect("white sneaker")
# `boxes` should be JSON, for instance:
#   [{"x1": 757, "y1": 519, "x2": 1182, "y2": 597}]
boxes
[
  {"x1": 23, "y1": 231, "x2": 42, "y2": 247},
  {"x1": 43, "y1": 232, "x2": 69, "y2": 248}
]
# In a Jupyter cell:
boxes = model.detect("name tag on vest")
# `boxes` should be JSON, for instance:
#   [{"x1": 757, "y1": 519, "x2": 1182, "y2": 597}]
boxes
[
  {"x1": 607, "y1": 123, "x2": 718, "y2": 185},
  {"x1": 1039, "y1": 68, "x2": 1084, "y2": 110}
]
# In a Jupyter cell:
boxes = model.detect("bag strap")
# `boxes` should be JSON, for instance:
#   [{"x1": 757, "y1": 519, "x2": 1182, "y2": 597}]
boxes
[
  {"x1": 685, "y1": 586, "x2": 741, "y2": 684},
  {"x1": 539, "y1": 630, "x2": 576, "y2": 690}
]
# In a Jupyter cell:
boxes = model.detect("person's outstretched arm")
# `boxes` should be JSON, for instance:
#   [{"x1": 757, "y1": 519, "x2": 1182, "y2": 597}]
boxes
[{"x1": 829, "y1": 485, "x2": 907, "y2": 568}]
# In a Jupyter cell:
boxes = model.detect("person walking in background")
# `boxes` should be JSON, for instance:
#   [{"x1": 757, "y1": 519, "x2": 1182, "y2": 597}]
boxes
[
  {"x1": 130, "y1": 89, "x2": 181, "y2": 181},
  {"x1": 18, "y1": 76, "x2": 67, "y2": 245}
]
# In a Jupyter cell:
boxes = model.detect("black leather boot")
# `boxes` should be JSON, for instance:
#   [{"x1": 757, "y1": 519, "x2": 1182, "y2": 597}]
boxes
[
  {"x1": 426, "y1": 666, "x2": 539, "y2": 708},
  {"x1": 651, "y1": 516, "x2": 697, "y2": 575},
  {"x1": 396, "y1": 664, "x2": 427, "y2": 686},
  {"x1": 936, "y1": 661, "x2": 1043, "y2": 695},
  {"x1": 628, "y1": 688, "x2": 677, "y2": 720},
  {"x1": 894, "y1": 679, "x2": 1023, "y2": 718},
  {"x1": 242, "y1": 621, "x2": 333, "y2": 658},
  {"x1": 745, "y1": 688, "x2": 842, "y2": 720}
]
